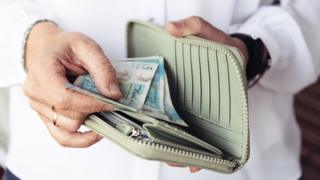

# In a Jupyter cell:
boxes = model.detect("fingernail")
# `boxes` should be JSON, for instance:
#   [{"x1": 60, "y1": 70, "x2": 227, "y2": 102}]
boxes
[{"x1": 189, "y1": 167, "x2": 200, "y2": 173}]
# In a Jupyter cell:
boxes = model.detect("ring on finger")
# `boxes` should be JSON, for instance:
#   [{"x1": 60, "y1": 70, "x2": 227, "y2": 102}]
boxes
[{"x1": 51, "y1": 106, "x2": 60, "y2": 127}]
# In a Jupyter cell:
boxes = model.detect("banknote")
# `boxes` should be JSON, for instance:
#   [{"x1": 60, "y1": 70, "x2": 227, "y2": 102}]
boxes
[
  {"x1": 115, "y1": 57, "x2": 165, "y2": 113},
  {"x1": 65, "y1": 83, "x2": 137, "y2": 112},
  {"x1": 74, "y1": 60, "x2": 159, "y2": 110},
  {"x1": 68, "y1": 56, "x2": 188, "y2": 127},
  {"x1": 127, "y1": 57, "x2": 187, "y2": 126}
]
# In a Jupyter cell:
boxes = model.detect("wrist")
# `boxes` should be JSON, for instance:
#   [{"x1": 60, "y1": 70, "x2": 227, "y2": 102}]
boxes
[
  {"x1": 230, "y1": 33, "x2": 271, "y2": 86},
  {"x1": 25, "y1": 21, "x2": 62, "y2": 69},
  {"x1": 231, "y1": 37, "x2": 249, "y2": 64}
]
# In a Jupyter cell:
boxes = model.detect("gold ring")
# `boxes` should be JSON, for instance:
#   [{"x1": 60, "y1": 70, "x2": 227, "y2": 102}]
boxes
[{"x1": 51, "y1": 106, "x2": 59, "y2": 127}]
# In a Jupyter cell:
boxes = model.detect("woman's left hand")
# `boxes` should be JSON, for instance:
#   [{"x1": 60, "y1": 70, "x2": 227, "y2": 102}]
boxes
[{"x1": 166, "y1": 16, "x2": 249, "y2": 63}]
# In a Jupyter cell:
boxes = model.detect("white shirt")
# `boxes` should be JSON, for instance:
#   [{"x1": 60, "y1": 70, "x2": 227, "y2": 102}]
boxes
[{"x1": 0, "y1": 0, "x2": 319, "y2": 180}]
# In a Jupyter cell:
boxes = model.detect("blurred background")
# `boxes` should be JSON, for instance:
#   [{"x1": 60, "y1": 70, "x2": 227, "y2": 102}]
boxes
[
  {"x1": 0, "y1": 88, "x2": 9, "y2": 178},
  {"x1": 295, "y1": 78, "x2": 320, "y2": 180},
  {"x1": 0, "y1": 0, "x2": 11, "y2": 177}
]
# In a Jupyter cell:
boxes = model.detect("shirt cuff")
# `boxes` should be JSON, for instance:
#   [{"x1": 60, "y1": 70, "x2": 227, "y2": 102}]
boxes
[{"x1": 232, "y1": 6, "x2": 317, "y2": 93}]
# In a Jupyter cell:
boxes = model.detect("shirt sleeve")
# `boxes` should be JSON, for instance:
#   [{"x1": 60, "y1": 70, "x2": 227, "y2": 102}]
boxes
[
  {"x1": 0, "y1": 1, "x2": 57, "y2": 87},
  {"x1": 234, "y1": 0, "x2": 320, "y2": 94}
]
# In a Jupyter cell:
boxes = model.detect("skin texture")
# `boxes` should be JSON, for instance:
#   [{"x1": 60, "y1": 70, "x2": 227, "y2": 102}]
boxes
[{"x1": 24, "y1": 16, "x2": 248, "y2": 173}]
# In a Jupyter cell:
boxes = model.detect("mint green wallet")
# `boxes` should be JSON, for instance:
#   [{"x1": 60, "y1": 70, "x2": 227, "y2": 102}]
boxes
[{"x1": 84, "y1": 20, "x2": 249, "y2": 173}]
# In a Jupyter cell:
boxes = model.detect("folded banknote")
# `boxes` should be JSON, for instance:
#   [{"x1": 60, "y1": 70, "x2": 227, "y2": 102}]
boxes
[{"x1": 66, "y1": 56, "x2": 188, "y2": 127}]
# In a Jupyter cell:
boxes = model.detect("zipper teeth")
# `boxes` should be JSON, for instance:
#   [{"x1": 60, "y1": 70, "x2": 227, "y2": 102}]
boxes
[
  {"x1": 89, "y1": 115, "x2": 236, "y2": 167},
  {"x1": 128, "y1": 136, "x2": 236, "y2": 167}
]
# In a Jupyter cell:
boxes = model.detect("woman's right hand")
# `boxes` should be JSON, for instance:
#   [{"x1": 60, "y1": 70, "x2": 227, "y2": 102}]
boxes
[{"x1": 23, "y1": 21, "x2": 122, "y2": 147}]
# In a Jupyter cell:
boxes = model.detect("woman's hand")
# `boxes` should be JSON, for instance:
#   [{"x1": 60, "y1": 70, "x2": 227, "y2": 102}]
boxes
[
  {"x1": 165, "y1": 16, "x2": 249, "y2": 173},
  {"x1": 23, "y1": 22, "x2": 122, "y2": 148},
  {"x1": 166, "y1": 16, "x2": 249, "y2": 63}
]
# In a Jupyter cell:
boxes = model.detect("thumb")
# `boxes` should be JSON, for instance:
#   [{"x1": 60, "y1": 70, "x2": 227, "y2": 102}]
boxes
[
  {"x1": 166, "y1": 16, "x2": 229, "y2": 43},
  {"x1": 73, "y1": 39, "x2": 122, "y2": 100}
]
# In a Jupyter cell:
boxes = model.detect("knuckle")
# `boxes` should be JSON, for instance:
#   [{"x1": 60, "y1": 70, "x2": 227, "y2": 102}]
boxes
[
  {"x1": 23, "y1": 82, "x2": 32, "y2": 97},
  {"x1": 101, "y1": 61, "x2": 116, "y2": 76},
  {"x1": 70, "y1": 111, "x2": 87, "y2": 121},
  {"x1": 87, "y1": 103, "x2": 105, "y2": 113},
  {"x1": 68, "y1": 123, "x2": 82, "y2": 132},
  {"x1": 84, "y1": 135, "x2": 99, "y2": 147},
  {"x1": 54, "y1": 95, "x2": 69, "y2": 109},
  {"x1": 59, "y1": 141, "x2": 69, "y2": 147},
  {"x1": 189, "y1": 16, "x2": 205, "y2": 33},
  {"x1": 54, "y1": 88, "x2": 73, "y2": 109},
  {"x1": 69, "y1": 32, "x2": 88, "y2": 43},
  {"x1": 81, "y1": 141, "x2": 93, "y2": 148},
  {"x1": 83, "y1": 40, "x2": 100, "y2": 50},
  {"x1": 190, "y1": 16, "x2": 204, "y2": 23},
  {"x1": 73, "y1": 35, "x2": 99, "y2": 50},
  {"x1": 56, "y1": 137, "x2": 70, "y2": 147},
  {"x1": 57, "y1": 133, "x2": 76, "y2": 147},
  {"x1": 23, "y1": 76, "x2": 38, "y2": 98},
  {"x1": 70, "y1": 33, "x2": 89, "y2": 47},
  {"x1": 28, "y1": 101, "x2": 36, "y2": 111},
  {"x1": 71, "y1": 31, "x2": 85, "y2": 37}
]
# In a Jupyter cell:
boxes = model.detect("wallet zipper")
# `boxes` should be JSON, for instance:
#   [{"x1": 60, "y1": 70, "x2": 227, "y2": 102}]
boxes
[
  {"x1": 89, "y1": 113, "x2": 237, "y2": 168},
  {"x1": 128, "y1": 135, "x2": 237, "y2": 168},
  {"x1": 126, "y1": 21, "x2": 249, "y2": 170}
]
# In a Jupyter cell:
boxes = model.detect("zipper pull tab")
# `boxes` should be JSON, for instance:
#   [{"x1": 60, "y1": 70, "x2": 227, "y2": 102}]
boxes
[{"x1": 129, "y1": 127, "x2": 140, "y2": 138}]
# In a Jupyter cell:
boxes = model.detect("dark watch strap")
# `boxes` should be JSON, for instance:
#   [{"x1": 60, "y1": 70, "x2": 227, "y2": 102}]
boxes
[{"x1": 230, "y1": 33, "x2": 271, "y2": 87}]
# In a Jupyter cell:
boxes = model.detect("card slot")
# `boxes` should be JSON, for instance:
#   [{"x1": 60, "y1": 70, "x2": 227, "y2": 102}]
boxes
[
  {"x1": 182, "y1": 112, "x2": 243, "y2": 158},
  {"x1": 191, "y1": 45, "x2": 201, "y2": 115},
  {"x1": 208, "y1": 49, "x2": 220, "y2": 123},
  {"x1": 183, "y1": 44, "x2": 193, "y2": 111},
  {"x1": 172, "y1": 40, "x2": 178, "y2": 103},
  {"x1": 227, "y1": 58, "x2": 243, "y2": 131},
  {"x1": 199, "y1": 47, "x2": 210, "y2": 119},
  {"x1": 217, "y1": 53, "x2": 231, "y2": 127},
  {"x1": 176, "y1": 42, "x2": 185, "y2": 109},
  {"x1": 226, "y1": 55, "x2": 232, "y2": 128}
]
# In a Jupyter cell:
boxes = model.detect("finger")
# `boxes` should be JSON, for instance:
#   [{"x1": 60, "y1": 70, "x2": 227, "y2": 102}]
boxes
[
  {"x1": 166, "y1": 16, "x2": 229, "y2": 43},
  {"x1": 29, "y1": 99, "x2": 86, "y2": 131},
  {"x1": 24, "y1": 59, "x2": 114, "y2": 114},
  {"x1": 189, "y1": 167, "x2": 201, "y2": 173},
  {"x1": 71, "y1": 39, "x2": 122, "y2": 100},
  {"x1": 40, "y1": 114, "x2": 103, "y2": 148},
  {"x1": 48, "y1": 69, "x2": 114, "y2": 113},
  {"x1": 167, "y1": 163, "x2": 186, "y2": 168}
]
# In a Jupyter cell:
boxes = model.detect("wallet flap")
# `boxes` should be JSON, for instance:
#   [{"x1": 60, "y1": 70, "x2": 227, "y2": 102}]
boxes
[{"x1": 127, "y1": 20, "x2": 249, "y2": 166}]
